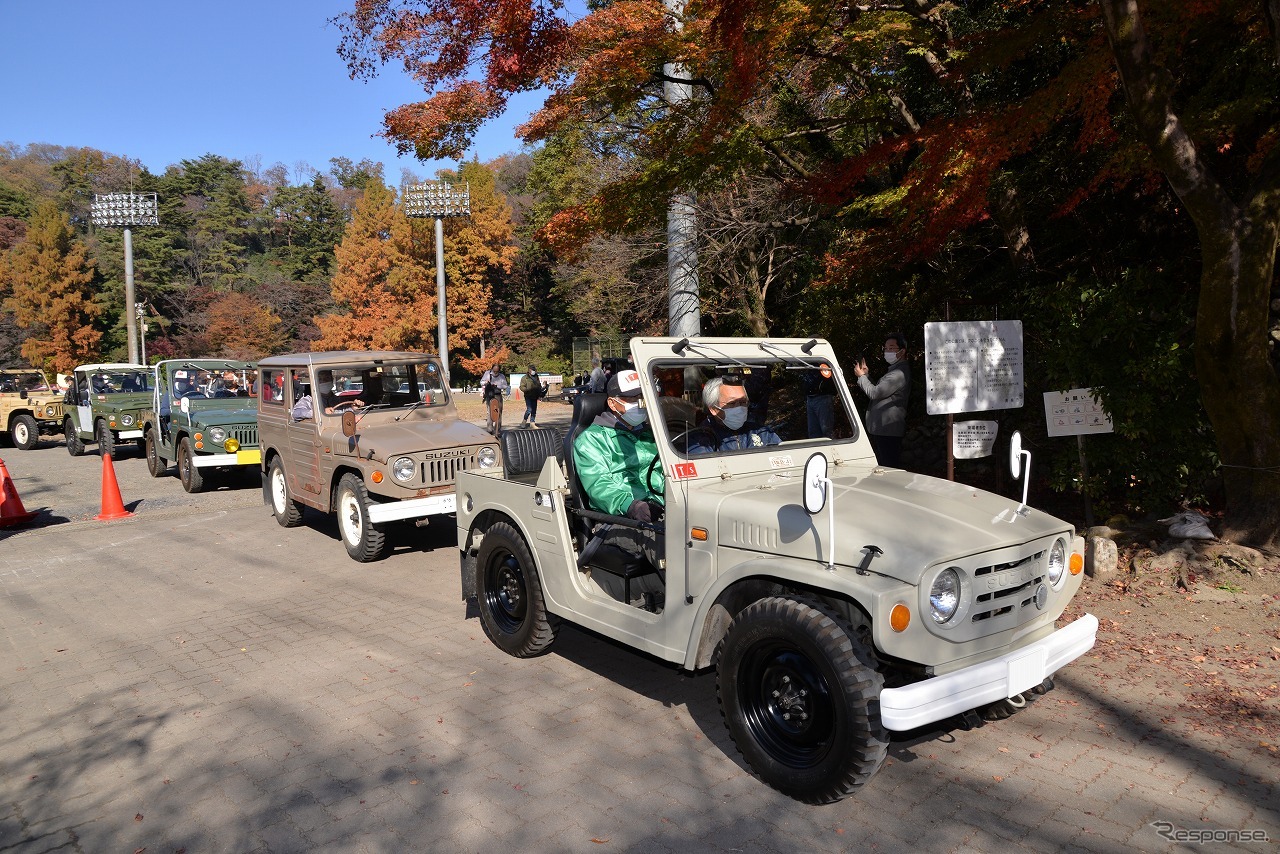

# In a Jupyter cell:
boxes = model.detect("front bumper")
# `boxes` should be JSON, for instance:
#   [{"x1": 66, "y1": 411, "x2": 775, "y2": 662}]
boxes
[
  {"x1": 879, "y1": 613, "x2": 1098, "y2": 731},
  {"x1": 193, "y1": 449, "x2": 262, "y2": 467},
  {"x1": 115, "y1": 429, "x2": 144, "y2": 440},
  {"x1": 367, "y1": 492, "x2": 457, "y2": 524}
]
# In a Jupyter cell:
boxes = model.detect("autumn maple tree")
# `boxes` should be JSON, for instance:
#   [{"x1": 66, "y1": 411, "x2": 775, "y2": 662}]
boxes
[
  {"x1": 314, "y1": 181, "x2": 439, "y2": 351},
  {"x1": 0, "y1": 200, "x2": 102, "y2": 372}
]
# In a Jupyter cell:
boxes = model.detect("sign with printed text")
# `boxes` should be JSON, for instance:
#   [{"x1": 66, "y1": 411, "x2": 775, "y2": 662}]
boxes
[
  {"x1": 924, "y1": 320, "x2": 1024, "y2": 415},
  {"x1": 1043, "y1": 388, "x2": 1113, "y2": 437},
  {"x1": 671, "y1": 462, "x2": 698, "y2": 479},
  {"x1": 952, "y1": 420, "x2": 999, "y2": 459}
]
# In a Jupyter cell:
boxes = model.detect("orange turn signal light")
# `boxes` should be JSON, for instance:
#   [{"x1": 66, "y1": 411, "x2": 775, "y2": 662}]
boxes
[
  {"x1": 890, "y1": 604, "x2": 911, "y2": 632},
  {"x1": 371, "y1": 471, "x2": 384, "y2": 484},
  {"x1": 1070, "y1": 553, "x2": 1084, "y2": 575},
  {"x1": 690, "y1": 527, "x2": 708, "y2": 541}
]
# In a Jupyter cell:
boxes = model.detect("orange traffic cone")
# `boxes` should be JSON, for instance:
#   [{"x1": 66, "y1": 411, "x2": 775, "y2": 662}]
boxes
[
  {"x1": 96, "y1": 453, "x2": 134, "y2": 521},
  {"x1": 0, "y1": 457, "x2": 38, "y2": 528}
]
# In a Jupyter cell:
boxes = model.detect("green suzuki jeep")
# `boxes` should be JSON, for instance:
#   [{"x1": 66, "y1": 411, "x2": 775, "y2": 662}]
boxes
[
  {"x1": 63, "y1": 363, "x2": 153, "y2": 457},
  {"x1": 141, "y1": 359, "x2": 261, "y2": 492},
  {"x1": 0, "y1": 366, "x2": 64, "y2": 450}
]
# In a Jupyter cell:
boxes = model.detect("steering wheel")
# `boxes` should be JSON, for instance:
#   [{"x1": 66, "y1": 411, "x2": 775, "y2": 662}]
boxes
[
  {"x1": 646, "y1": 453, "x2": 664, "y2": 496},
  {"x1": 329, "y1": 399, "x2": 358, "y2": 411}
]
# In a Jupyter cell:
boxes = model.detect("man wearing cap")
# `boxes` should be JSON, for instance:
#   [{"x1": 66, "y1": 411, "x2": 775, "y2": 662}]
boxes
[
  {"x1": 687, "y1": 375, "x2": 782, "y2": 455},
  {"x1": 572, "y1": 369, "x2": 666, "y2": 600}
]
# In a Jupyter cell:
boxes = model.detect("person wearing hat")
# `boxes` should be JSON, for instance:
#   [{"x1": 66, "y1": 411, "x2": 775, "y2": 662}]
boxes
[
  {"x1": 518, "y1": 364, "x2": 548, "y2": 428},
  {"x1": 687, "y1": 375, "x2": 782, "y2": 455},
  {"x1": 572, "y1": 369, "x2": 666, "y2": 602},
  {"x1": 853, "y1": 332, "x2": 911, "y2": 468}
]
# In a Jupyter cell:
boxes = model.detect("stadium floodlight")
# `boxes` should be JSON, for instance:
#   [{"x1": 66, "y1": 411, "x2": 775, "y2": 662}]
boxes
[
  {"x1": 402, "y1": 182, "x2": 471, "y2": 386},
  {"x1": 91, "y1": 193, "x2": 160, "y2": 364}
]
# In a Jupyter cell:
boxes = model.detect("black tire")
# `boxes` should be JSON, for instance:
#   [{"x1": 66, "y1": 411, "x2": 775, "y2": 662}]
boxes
[
  {"x1": 144, "y1": 430, "x2": 167, "y2": 477},
  {"x1": 335, "y1": 472, "x2": 387, "y2": 562},
  {"x1": 474, "y1": 521, "x2": 560, "y2": 657},
  {"x1": 64, "y1": 418, "x2": 85, "y2": 457},
  {"x1": 268, "y1": 456, "x2": 304, "y2": 528},
  {"x1": 717, "y1": 596, "x2": 888, "y2": 804},
  {"x1": 96, "y1": 420, "x2": 115, "y2": 458},
  {"x1": 11, "y1": 414, "x2": 39, "y2": 450},
  {"x1": 178, "y1": 437, "x2": 205, "y2": 493}
]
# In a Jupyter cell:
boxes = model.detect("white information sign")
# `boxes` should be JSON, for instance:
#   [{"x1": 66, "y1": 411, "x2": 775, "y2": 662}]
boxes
[
  {"x1": 924, "y1": 320, "x2": 1024, "y2": 414},
  {"x1": 952, "y1": 420, "x2": 999, "y2": 459},
  {"x1": 1043, "y1": 388, "x2": 1113, "y2": 437}
]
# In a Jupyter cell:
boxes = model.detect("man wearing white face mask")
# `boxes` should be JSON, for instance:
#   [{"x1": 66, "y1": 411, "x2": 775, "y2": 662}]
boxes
[
  {"x1": 853, "y1": 332, "x2": 911, "y2": 468},
  {"x1": 687, "y1": 375, "x2": 781, "y2": 455},
  {"x1": 572, "y1": 369, "x2": 666, "y2": 603},
  {"x1": 573, "y1": 369, "x2": 665, "y2": 522}
]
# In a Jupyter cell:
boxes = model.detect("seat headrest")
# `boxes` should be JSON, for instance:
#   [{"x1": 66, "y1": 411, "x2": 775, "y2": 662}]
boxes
[{"x1": 570, "y1": 393, "x2": 609, "y2": 439}]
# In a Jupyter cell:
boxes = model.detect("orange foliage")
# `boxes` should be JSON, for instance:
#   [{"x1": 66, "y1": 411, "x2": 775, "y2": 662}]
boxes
[{"x1": 0, "y1": 201, "x2": 102, "y2": 372}]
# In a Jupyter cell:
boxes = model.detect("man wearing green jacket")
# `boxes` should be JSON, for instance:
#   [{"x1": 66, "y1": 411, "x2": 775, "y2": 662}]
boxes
[{"x1": 572, "y1": 369, "x2": 666, "y2": 603}]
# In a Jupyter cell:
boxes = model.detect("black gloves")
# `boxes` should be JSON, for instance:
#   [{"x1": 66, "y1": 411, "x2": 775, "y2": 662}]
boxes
[{"x1": 627, "y1": 498, "x2": 663, "y2": 523}]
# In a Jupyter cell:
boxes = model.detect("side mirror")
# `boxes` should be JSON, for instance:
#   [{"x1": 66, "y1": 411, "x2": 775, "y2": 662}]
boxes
[
  {"x1": 803, "y1": 452, "x2": 829, "y2": 515},
  {"x1": 341, "y1": 409, "x2": 357, "y2": 437},
  {"x1": 19, "y1": 389, "x2": 27, "y2": 400},
  {"x1": 1009, "y1": 430, "x2": 1024, "y2": 479},
  {"x1": 180, "y1": 396, "x2": 190, "y2": 414}
]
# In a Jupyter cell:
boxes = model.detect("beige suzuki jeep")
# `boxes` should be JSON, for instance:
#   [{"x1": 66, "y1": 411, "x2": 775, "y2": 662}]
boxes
[
  {"x1": 455, "y1": 336, "x2": 1098, "y2": 804},
  {"x1": 257, "y1": 351, "x2": 503, "y2": 561},
  {"x1": 0, "y1": 366, "x2": 64, "y2": 450}
]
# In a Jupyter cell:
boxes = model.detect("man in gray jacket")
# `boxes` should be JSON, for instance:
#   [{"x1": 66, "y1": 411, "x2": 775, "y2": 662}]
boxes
[{"x1": 853, "y1": 333, "x2": 910, "y2": 468}]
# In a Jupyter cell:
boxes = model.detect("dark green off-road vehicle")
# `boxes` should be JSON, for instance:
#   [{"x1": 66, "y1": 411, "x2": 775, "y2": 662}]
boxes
[
  {"x1": 63, "y1": 363, "x2": 153, "y2": 457},
  {"x1": 0, "y1": 366, "x2": 64, "y2": 450},
  {"x1": 141, "y1": 359, "x2": 261, "y2": 492}
]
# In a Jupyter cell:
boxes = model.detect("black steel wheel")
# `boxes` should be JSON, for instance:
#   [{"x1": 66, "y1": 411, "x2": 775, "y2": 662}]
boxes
[
  {"x1": 268, "y1": 456, "x2": 304, "y2": 528},
  {"x1": 11, "y1": 414, "x2": 39, "y2": 450},
  {"x1": 64, "y1": 418, "x2": 85, "y2": 456},
  {"x1": 474, "y1": 521, "x2": 559, "y2": 657},
  {"x1": 96, "y1": 420, "x2": 115, "y2": 458},
  {"x1": 178, "y1": 437, "x2": 206, "y2": 493},
  {"x1": 717, "y1": 596, "x2": 887, "y2": 804},
  {"x1": 144, "y1": 430, "x2": 167, "y2": 477}
]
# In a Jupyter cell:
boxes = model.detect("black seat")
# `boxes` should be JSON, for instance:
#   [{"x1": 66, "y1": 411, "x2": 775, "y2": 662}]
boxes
[
  {"x1": 500, "y1": 425, "x2": 563, "y2": 477},
  {"x1": 563, "y1": 393, "x2": 663, "y2": 605}
]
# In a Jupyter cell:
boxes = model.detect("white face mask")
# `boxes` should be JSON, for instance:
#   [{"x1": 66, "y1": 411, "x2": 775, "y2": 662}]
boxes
[
  {"x1": 884, "y1": 351, "x2": 899, "y2": 364},
  {"x1": 720, "y1": 406, "x2": 748, "y2": 430},
  {"x1": 618, "y1": 400, "x2": 648, "y2": 427}
]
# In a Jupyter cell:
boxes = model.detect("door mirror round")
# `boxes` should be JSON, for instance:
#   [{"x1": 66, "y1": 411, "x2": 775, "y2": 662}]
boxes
[{"x1": 803, "y1": 452, "x2": 829, "y2": 515}]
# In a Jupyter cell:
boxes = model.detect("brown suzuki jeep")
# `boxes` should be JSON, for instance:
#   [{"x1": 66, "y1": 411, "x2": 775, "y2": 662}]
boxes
[
  {"x1": 0, "y1": 366, "x2": 64, "y2": 450},
  {"x1": 257, "y1": 351, "x2": 503, "y2": 561}
]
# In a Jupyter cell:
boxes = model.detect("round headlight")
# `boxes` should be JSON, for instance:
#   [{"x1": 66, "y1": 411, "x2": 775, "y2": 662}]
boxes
[
  {"x1": 1047, "y1": 537, "x2": 1067, "y2": 587},
  {"x1": 45, "y1": 405, "x2": 55, "y2": 417},
  {"x1": 120, "y1": 414, "x2": 134, "y2": 426},
  {"x1": 208, "y1": 427, "x2": 227, "y2": 444},
  {"x1": 392, "y1": 456, "x2": 416, "y2": 482},
  {"x1": 929, "y1": 568, "x2": 961, "y2": 624},
  {"x1": 478, "y1": 447, "x2": 497, "y2": 468}
]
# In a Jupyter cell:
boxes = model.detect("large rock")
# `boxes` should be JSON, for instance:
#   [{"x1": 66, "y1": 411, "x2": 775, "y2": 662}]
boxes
[{"x1": 1086, "y1": 536, "x2": 1119, "y2": 582}]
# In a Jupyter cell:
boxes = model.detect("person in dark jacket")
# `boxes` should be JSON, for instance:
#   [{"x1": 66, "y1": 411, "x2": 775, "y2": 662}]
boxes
[
  {"x1": 687, "y1": 375, "x2": 781, "y2": 455},
  {"x1": 853, "y1": 333, "x2": 911, "y2": 468}
]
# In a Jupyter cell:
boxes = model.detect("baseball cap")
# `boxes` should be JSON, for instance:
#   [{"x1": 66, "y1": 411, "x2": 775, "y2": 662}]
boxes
[{"x1": 606, "y1": 369, "x2": 642, "y2": 398}]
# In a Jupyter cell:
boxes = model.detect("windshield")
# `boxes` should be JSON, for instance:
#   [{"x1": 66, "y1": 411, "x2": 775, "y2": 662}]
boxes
[
  {"x1": 0, "y1": 371, "x2": 49, "y2": 394},
  {"x1": 649, "y1": 355, "x2": 860, "y2": 458},
  {"x1": 168, "y1": 364, "x2": 256, "y2": 400},
  {"x1": 81, "y1": 369, "x2": 153, "y2": 394},
  {"x1": 314, "y1": 360, "x2": 447, "y2": 412}
]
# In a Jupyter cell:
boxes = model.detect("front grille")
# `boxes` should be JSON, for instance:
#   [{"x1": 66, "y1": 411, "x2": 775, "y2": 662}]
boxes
[
  {"x1": 229, "y1": 425, "x2": 258, "y2": 447},
  {"x1": 423, "y1": 453, "x2": 478, "y2": 485},
  {"x1": 970, "y1": 551, "x2": 1044, "y2": 624}
]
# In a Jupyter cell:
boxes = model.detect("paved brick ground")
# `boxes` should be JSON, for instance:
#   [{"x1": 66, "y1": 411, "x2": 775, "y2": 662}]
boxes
[{"x1": 0, "y1": 410, "x2": 1275, "y2": 852}]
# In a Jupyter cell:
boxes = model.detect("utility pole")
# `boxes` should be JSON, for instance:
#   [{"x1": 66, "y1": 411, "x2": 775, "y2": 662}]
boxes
[
  {"x1": 402, "y1": 182, "x2": 471, "y2": 386},
  {"x1": 664, "y1": 0, "x2": 701, "y2": 337}
]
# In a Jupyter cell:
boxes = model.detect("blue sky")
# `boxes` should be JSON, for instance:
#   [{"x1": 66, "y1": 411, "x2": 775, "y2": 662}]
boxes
[{"x1": 1, "y1": 0, "x2": 545, "y2": 183}]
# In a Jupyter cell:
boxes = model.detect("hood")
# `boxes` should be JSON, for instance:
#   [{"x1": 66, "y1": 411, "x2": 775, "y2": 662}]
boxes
[
  {"x1": 707, "y1": 466, "x2": 1072, "y2": 585},
  {"x1": 327, "y1": 416, "x2": 494, "y2": 461},
  {"x1": 94, "y1": 392, "x2": 152, "y2": 411},
  {"x1": 183, "y1": 401, "x2": 258, "y2": 425}
]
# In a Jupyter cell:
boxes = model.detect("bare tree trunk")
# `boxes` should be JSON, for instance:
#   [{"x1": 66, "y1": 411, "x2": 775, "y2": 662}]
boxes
[{"x1": 1099, "y1": 0, "x2": 1280, "y2": 547}]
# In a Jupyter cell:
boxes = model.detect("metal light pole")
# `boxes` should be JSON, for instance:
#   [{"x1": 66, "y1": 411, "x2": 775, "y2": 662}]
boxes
[
  {"x1": 402, "y1": 182, "x2": 471, "y2": 386},
  {"x1": 90, "y1": 193, "x2": 159, "y2": 365},
  {"x1": 664, "y1": 0, "x2": 701, "y2": 337}
]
